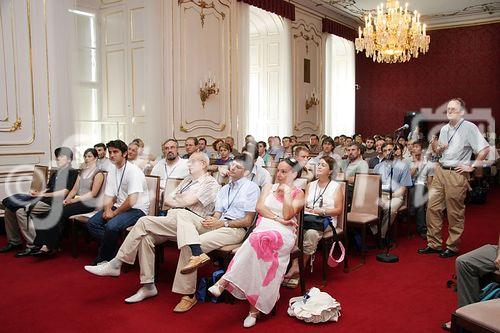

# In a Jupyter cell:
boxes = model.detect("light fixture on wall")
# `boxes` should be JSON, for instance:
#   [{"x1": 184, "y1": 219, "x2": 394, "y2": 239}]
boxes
[
  {"x1": 305, "y1": 90, "x2": 319, "y2": 112},
  {"x1": 355, "y1": 0, "x2": 430, "y2": 63},
  {"x1": 199, "y1": 74, "x2": 219, "y2": 108}
]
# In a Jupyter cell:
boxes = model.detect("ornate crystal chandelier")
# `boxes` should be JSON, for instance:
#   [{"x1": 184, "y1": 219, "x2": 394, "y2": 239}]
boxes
[{"x1": 355, "y1": 0, "x2": 430, "y2": 63}]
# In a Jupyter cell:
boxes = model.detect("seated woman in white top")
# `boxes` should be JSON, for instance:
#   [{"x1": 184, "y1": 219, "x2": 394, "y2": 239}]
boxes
[{"x1": 283, "y1": 155, "x2": 343, "y2": 288}]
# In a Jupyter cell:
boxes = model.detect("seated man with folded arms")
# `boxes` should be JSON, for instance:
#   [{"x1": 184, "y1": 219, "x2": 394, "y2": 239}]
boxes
[
  {"x1": 340, "y1": 143, "x2": 369, "y2": 205},
  {"x1": 172, "y1": 154, "x2": 260, "y2": 312},
  {"x1": 373, "y1": 142, "x2": 413, "y2": 244},
  {"x1": 87, "y1": 140, "x2": 150, "y2": 265},
  {"x1": 84, "y1": 152, "x2": 220, "y2": 304},
  {"x1": 150, "y1": 139, "x2": 189, "y2": 194}
]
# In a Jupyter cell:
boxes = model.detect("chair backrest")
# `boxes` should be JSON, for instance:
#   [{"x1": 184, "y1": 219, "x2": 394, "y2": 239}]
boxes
[
  {"x1": 294, "y1": 178, "x2": 308, "y2": 191},
  {"x1": 94, "y1": 172, "x2": 108, "y2": 210},
  {"x1": 30, "y1": 165, "x2": 49, "y2": 192},
  {"x1": 263, "y1": 166, "x2": 277, "y2": 181},
  {"x1": 351, "y1": 173, "x2": 381, "y2": 216},
  {"x1": 335, "y1": 181, "x2": 347, "y2": 233},
  {"x1": 213, "y1": 171, "x2": 229, "y2": 186},
  {"x1": 162, "y1": 177, "x2": 184, "y2": 210},
  {"x1": 145, "y1": 175, "x2": 160, "y2": 216},
  {"x1": 335, "y1": 172, "x2": 345, "y2": 181}
]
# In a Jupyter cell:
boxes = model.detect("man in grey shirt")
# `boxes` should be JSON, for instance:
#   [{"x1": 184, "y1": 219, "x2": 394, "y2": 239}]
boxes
[
  {"x1": 340, "y1": 143, "x2": 368, "y2": 205},
  {"x1": 418, "y1": 98, "x2": 490, "y2": 258}
]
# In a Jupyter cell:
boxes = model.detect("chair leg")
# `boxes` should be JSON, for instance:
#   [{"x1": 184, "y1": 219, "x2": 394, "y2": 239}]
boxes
[
  {"x1": 322, "y1": 240, "x2": 329, "y2": 286},
  {"x1": 298, "y1": 252, "x2": 306, "y2": 295},
  {"x1": 343, "y1": 230, "x2": 349, "y2": 273},
  {"x1": 71, "y1": 220, "x2": 78, "y2": 258},
  {"x1": 361, "y1": 226, "x2": 367, "y2": 264}
]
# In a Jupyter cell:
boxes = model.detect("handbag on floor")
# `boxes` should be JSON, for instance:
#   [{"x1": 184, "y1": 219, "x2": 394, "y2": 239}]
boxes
[{"x1": 287, "y1": 287, "x2": 341, "y2": 323}]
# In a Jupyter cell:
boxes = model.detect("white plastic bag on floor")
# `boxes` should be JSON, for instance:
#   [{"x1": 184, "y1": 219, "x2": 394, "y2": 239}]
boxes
[{"x1": 287, "y1": 287, "x2": 341, "y2": 323}]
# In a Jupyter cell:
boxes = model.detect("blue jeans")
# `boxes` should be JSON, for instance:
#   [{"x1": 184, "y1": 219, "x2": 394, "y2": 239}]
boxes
[{"x1": 87, "y1": 207, "x2": 145, "y2": 261}]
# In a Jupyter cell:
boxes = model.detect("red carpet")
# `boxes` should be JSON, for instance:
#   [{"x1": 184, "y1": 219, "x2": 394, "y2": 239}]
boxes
[{"x1": 0, "y1": 190, "x2": 499, "y2": 333}]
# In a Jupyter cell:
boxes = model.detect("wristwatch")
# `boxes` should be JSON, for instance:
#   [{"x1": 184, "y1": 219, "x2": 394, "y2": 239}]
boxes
[{"x1": 224, "y1": 220, "x2": 230, "y2": 228}]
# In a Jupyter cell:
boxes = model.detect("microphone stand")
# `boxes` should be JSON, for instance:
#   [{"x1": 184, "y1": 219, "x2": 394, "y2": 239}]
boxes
[{"x1": 376, "y1": 129, "x2": 404, "y2": 264}]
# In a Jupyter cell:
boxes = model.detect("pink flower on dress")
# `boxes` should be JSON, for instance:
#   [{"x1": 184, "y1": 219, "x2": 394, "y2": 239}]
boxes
[{"x1": 249, "y1": 230, "x2": 284, "y2": 286}]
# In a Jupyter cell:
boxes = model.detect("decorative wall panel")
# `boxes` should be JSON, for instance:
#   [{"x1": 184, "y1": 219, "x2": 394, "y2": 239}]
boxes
[
  {"x1": 291, "y1": 10, "x2": 323, "y2": 139},
  {"x1": 172, "y1": 0, "x2": 232, "y2": 140}
]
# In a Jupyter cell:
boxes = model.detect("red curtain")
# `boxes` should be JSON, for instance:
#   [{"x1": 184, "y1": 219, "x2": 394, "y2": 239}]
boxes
[
  {"x1": 322, "y1": 17, "x2": 356, "y2": 41},
  {"x1": 237, "y1": 0, "x2": 295, "y2": 21}
]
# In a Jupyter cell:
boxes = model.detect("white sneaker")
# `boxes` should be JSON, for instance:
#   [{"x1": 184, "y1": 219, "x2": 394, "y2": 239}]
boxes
[
  {"x1": 124, "y1": 285, "x2": 158, "y2": 303},
  {"x1": 243, "y1": 312, "x2": 258, "y2": 328},
  {"x1": 208, "y1": 283, "x2": 224, "y2": 298},
  {"x1": 84, "y1": 262, "x2": 120, "y2": 277}
]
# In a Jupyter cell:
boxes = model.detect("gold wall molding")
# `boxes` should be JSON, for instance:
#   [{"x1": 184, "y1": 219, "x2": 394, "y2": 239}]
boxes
[
  {"x1": 178, "y1": 0, "x2": 226, "y2": 28},
  {"x1": 0, "y1": 0, "x2": 36, "y2": 146},
  {"x1": 180, "y1": 123, "x2": 225, "y2": 133},
  {"x1": 292, "y1": 20, "x2": 322, "y2": 54}
]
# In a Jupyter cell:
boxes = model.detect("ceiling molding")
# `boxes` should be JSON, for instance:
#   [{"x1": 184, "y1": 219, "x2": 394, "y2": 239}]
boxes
[{"x1": 314, "y1": 0, "x2": 500, "y2": 29}]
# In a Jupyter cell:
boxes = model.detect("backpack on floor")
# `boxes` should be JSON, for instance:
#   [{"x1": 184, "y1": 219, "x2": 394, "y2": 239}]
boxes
[{"x1": 196, "y1": 269, "x2": 225, "y2": 303}]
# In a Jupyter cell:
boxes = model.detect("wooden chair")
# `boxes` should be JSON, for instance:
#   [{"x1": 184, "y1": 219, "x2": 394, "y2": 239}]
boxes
[
  {"x1": 0, "y1": 165, "x2": 49, "y2": 217},
  {"x1": 289, "y1": 208, "x2": 306, "y2": 294},
  {"x1": 70, "y1": 172, "x2": 108, "y2": 258},
  {"x1": 161, "y1": 177, "x2": 184, "y2": 211},
  {"x1": 145, "y1": 175, "x2": 161, "y2": 216},
  {"x1": 451, "y1": 299, "x2": 500, "y2": 333},
  {"x1": 31, "y1": 165, "x2": 49, "y2": 192},
  {"x1": 335, "y1": 172, "x2": 345, "y2": 181},
  {"x1": 346, "y1": 173, "x2": 381, "y2": 271},
  {"x1": 263, "y1": 166, "x2": 277, "y2": 181},
  {"x1": 318, "y1": 181, "x2": 348, "y2": 285},
  {"x1": 213, "y1": 171, "x2": 229, "y2": 186}
]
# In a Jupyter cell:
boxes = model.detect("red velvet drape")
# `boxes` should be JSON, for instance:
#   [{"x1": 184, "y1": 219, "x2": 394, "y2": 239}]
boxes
[{"x1": 322, "y1": 17, "x2": 356, "y2": 41}]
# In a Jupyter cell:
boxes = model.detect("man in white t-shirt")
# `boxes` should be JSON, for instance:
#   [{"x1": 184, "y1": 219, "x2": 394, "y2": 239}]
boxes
[
  {"x1": 151, "y1": 139, "x2": 189, "y2": 191},
  {"x1": 87, "y1": 140, "x2": 150, "y2": 264}
]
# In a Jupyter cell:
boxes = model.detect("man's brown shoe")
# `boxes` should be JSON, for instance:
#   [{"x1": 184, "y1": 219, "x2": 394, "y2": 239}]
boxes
[
  {"x1": 180, "y1": 253, "x2": 210, "y2": 274},
  {"x1": 173, "y1": 295, "x2": 197, "y2": 313}
]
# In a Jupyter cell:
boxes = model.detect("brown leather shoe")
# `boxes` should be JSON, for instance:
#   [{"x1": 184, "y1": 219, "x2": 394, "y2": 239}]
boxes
[
  {"x1": 173, "y1": 295, "x2": 197, "y2": 313},
  {"x1": 180, "y1": 253, "x2": 210, "y2": 274}
]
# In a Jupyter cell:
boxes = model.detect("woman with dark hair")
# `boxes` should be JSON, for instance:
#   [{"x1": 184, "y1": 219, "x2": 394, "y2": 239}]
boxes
[
  {"x1": 210, "y1": 139, "x2": 224, "y2": 159},
  {"x1": 394, "y1": 143, "x2": 405, "y2": 160},
  {"x1": 257, "y1": 141, "x2": 271, "y2": 166},
  {"x1": 207, "y1": 158, "x2": 305, "y2": 327},
  {"x1": 32, "y1": 148, "x2": 105, "y2": 257},
  {"x1": 283, "y1": 156, "x2": 343, "y2": 287},
  {"x1": 215, "y1": 143, "x2": 233, "y2": 166}
]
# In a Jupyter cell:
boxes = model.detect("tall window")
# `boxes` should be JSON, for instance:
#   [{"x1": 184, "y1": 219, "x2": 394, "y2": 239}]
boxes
[
  {"x1": 325, "y1": 34, "x2": 355, "y2": 136},
  {"x1": 72, "y1": 9, "x2": 101, "y2": 157}
]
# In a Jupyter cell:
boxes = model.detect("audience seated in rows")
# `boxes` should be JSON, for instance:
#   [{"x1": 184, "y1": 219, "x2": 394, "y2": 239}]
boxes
[
  {"x1": 34, "y1": 148, "x2": 105, "y2": 257},
  {"x1": 85, "y1": 152, "x2": 221, "y2": 305}
]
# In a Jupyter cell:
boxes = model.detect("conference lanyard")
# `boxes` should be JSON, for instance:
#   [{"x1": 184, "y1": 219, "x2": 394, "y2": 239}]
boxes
[
  {"x1": 313, "y1": 180, "x2": 331, "y2": 208},
  {"x1": 447, "y1": 119, "x2": 464, "y2": 145},
  {"x1": 226, "y1": 181, "x2": 244, "y2": 213},
  {"x1": 179, "y1": 179, "x2": 197, "y2": 194},
  {"x1": 116, "y1": 162, "x2": 127, "y2": 195},
  {"x1": 164, "y1": 162, "x2": 178, "y2": 188}
]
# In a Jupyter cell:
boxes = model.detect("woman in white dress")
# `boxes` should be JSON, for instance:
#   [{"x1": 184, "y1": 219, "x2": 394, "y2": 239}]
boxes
[
  {"x1": 283, "y1": 156, "x2": 343, "y2": 288},
  {"x1": 208, "y1": 158, "x2": 305, "y2": 327}
]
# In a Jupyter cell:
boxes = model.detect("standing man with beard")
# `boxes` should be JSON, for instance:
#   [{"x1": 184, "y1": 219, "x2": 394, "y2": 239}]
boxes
[{"x1": 151, "y1": 139, "x2": 190, "y2": 193}]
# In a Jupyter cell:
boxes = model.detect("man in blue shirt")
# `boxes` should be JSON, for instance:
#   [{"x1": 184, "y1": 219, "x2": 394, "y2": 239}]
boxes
[
  {"x1": 173, "y1": 153, "x2": 260, "y2": 312},
  {"x1": 373, "y1": 143, "x2": 413, "y2": 243}
]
